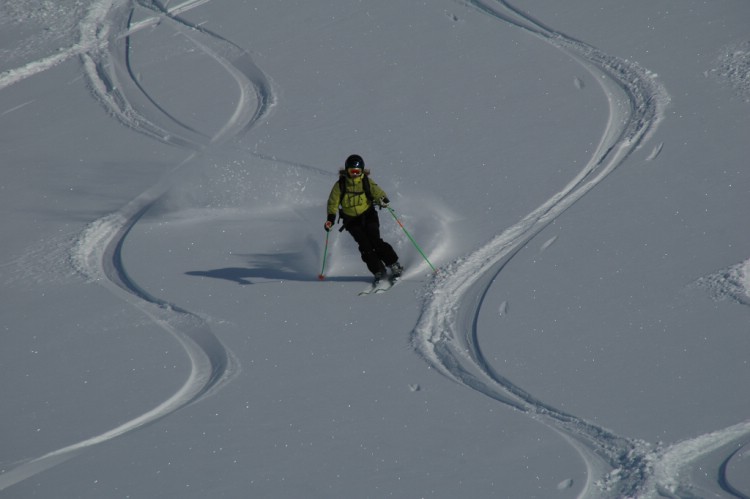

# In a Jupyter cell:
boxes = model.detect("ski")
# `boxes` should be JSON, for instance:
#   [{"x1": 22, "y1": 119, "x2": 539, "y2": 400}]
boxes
[
  {"x1": 359, "y1": 276, "x2": 399, "y2": 296},
  {"x1": 358, "y1": 279, "x2": 389, "y2": 296},
  {"x1": 374, "y1": 277, "x2": 399, "y2": 294}
]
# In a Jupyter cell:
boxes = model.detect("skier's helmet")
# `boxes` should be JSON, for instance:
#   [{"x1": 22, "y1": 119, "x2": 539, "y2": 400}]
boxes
[{"x1": 345, "y1": 154, "x2": 364, "y2": 170}]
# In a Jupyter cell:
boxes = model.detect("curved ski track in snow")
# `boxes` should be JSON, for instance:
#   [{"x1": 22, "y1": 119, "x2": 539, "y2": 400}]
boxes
[
  {"x1": 83, "y1": 0, "x2": 275, "y2": 149},
  {"x1": 0, "y1": 0, "x2": 273, "y2": 490},
  {"x1": 413, "y1": 2, "x2": 749, "y2": 497}
]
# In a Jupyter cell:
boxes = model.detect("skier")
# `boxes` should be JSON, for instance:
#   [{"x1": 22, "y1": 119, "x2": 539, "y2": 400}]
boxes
[{"x1": 325, "y1": 154, "x2": 403, "y2": 285}]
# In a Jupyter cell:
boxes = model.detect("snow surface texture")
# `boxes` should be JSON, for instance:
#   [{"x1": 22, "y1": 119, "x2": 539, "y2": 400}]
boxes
[
  {"x1": 1, "y1": 0, "x2": 749, "y2": 497},
  {"x1": 712, "y1": 40, "x2": 750, "y2": 104}
]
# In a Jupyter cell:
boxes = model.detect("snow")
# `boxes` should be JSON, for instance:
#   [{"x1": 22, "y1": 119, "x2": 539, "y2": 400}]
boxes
[{"x1": 1, "y1": 0, "x2": 749, "y2": 497}]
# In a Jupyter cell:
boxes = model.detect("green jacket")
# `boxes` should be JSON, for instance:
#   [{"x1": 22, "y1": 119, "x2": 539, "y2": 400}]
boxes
[{"x1": 327, "y1": 173, "x2": 388, "y2": 219}]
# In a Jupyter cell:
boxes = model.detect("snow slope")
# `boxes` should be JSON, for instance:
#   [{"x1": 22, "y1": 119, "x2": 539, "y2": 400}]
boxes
[{"x1": 1, "y1": 0, "x2": 749, "y2": 497}]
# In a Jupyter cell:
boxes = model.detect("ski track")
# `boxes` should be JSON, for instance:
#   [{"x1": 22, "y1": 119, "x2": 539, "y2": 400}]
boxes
[
  {"x1": 412, "y1": 1, "x2": 749, "y2": 498},
  {"x1": 3, "y1": 0, "x2": 749, "y2": 496},
  {"x1": 0, "y1": 0, "x2": 273, "y2": 490}
]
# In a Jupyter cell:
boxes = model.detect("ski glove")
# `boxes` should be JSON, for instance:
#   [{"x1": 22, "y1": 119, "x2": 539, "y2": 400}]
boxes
[
  {"x1": 377, "y1": 197, "x2": 390, "y2": 209},
  {"x1": 324, "y1": 214, "x2": 336, "y2": 232}
]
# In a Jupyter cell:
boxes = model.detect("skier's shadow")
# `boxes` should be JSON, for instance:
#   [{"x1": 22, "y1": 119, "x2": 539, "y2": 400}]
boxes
[
  {"x1": 186, "y1": 267, "x2": 296, "y2": 285},
  {"x1": 185, "y1": 251, "x2": 367, "y2": 285}
]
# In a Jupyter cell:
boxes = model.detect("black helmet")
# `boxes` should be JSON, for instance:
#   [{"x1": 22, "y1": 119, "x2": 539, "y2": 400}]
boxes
[{"x1": 345, "y1": 154, "x2": 364, "y2": 170}]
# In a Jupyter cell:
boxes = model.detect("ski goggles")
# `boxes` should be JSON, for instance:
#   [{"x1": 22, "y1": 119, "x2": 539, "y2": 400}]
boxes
[{"x1": 347, "y1": 168, "x2": 362, "y2": 177}]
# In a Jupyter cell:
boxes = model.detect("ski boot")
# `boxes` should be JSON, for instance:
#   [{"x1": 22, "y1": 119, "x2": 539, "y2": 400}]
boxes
[{"x1": 389, "y1": 262, "x2": 404, "y2": 282}]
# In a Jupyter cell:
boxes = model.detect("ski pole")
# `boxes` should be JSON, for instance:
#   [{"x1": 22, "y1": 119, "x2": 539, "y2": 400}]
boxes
[
  {"x1": 386, "y1": 206, "x2": 437, "y2": 273},
  {"x1": 318, "y1": 230, "x2": 330, "y2": 280}
]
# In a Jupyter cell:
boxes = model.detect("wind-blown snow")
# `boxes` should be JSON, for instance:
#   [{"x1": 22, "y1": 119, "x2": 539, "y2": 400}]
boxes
[{"x1": 1, "y1": 0, "x2": 749, "y2": 497}]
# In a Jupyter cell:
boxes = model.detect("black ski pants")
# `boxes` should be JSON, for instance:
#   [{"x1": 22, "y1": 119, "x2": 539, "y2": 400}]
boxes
[{"x1": 344, "y1": 208, "x2": 398, "y2": 275}]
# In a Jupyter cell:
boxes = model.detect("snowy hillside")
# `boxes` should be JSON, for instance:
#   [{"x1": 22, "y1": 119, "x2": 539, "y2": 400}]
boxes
[{"x1": 1, "y1": 0, "x2": 749, "y2": 497}]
